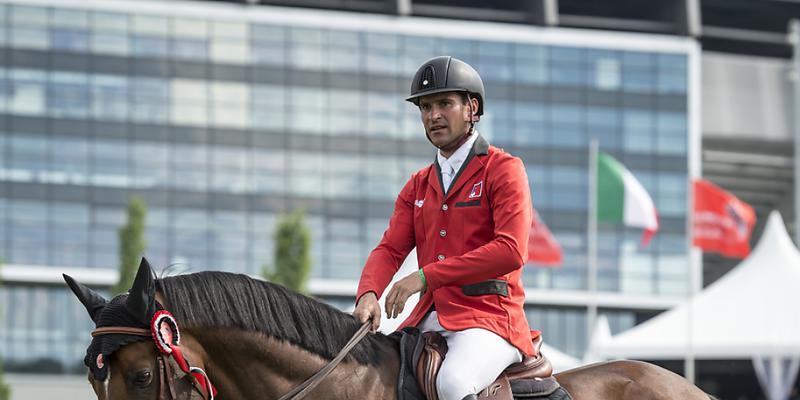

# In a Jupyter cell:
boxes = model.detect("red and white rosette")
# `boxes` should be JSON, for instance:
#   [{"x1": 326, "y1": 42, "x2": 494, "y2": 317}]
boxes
[{"x1": 150, "y1": 310, "x2": 181, "y2": 355}]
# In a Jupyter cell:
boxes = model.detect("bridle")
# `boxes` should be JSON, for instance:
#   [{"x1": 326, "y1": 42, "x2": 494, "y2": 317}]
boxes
[
  {"x1": 91, "y1": 325, "x2": 216, "y2": 400},
  {"x1": 90, "y1": 313, "x2": 372, "y2": 400}
]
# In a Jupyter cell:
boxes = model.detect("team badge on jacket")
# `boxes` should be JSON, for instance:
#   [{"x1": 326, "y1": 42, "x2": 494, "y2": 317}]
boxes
[{"x1": 469, "y1": 181, "x2": 483, "y2": 199}]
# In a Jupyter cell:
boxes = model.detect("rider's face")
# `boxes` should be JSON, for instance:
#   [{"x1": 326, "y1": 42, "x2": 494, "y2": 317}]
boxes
[{"x1": 418, "y1": 92, "x2": 477, "y2": 156}]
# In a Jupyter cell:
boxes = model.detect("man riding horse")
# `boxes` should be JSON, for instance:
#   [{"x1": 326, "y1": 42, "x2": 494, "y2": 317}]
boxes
[{"x1": 353, "y1": 56, "x2": 537, "y2": 400}]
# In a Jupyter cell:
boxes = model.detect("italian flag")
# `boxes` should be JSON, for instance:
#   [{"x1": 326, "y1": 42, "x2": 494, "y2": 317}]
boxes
[{"x1": 597, "y1": 152, "x2": 659, "y2": 245}]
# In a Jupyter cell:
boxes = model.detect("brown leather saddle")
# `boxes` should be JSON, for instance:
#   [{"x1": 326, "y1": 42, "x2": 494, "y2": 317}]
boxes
[{"x1": 415, "y1": 331, "x2": 562, "y2": 400}]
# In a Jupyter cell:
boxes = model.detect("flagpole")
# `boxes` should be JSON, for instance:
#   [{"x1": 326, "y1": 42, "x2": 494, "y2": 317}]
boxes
[
  {"x1": 587, "y1": 139, "x2": 599, "y2": 348},
  {"x1": 685, "y1": 180, "x2": 697, "y2": 384},
  {"x1": 685, "y1": 37, "x2": 703, "y2": 384}
]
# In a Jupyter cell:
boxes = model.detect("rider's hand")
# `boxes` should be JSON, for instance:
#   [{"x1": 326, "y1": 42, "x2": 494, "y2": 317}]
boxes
[
  {"x1": 384, "y1": 271, "x2": 424, "y2": 320},
  {"x1": 353, "y1": 292, "x2": 381, "y2": 332}
]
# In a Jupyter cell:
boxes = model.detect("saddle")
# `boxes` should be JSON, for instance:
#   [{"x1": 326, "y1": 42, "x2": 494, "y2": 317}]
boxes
[{"x1": 412, "y1": 331, "x2": 569, "y2": 400}]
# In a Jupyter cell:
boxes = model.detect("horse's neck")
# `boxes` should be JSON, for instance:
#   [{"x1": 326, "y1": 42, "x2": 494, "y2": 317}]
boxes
[{"x1": 185, "y1": 327, "x2": 400, "y2": 400}]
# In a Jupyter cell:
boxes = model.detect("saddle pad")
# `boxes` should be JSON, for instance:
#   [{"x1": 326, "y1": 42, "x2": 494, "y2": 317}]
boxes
[
  {"x1": 510, "y1": 377, "x2": 570, "y2": 399},
  {"x1": 390, "y1": 327, "x2": 427, "y2": 400}
]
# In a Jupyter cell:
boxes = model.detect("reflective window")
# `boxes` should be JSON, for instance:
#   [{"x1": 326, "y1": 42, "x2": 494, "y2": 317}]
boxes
[
  {"x1": 92, "y1": 11, "x2": 129, "y2": 32},
  {"x1": 174, "y1": 17, "x2": 209, "y2": 38},
  {"x1": 92, "y1": 75, "x2": 128, "y2": 121},
  {"x1": 52, "y1": 9, "x2": 88, "y2": 28},
  {"x1": 132, "y1": 35, "x2": 169, "y2": 57},
  {"x1": 131, "y1": 141, "x2": 169, "y2": 189},
  {"x1": 132, "y1": 14, "x2": 168, "y2": 35},
  {"x1": 131, "y1": 77, "x2": 169, "y2": 123},
  {"x1": 91, "y1": 33, "x2": 129, "y2": 56},
  {"x1": 92, "y1": 139, "x2": 129, "y2": 188},
  {"x1": 211, "y1": 146, "x2": 248, "y2": 193},
  {"x1": 50, "y1": 28, "x2": 89, "y2": 51},
  {"x1": 10, "y1": 27, "x2": 48, "y2": 50},
  {"x1": 49, "y1": 72, "x2": 89, "y2": 118},
  {"x1": 250, "y1": 149, "x2": 286, "y2": 194},
  {"x1": 172, "y1": 144, "x2": 208, "y2": 191},
  {"x1": 10, "y1": 5, "x2": 47, "y2": 26},
  {"x1": 51, "y1": 136, "x2": 88, "y2": 184},
  {"x1": 174, "y1": 38, "x2": 208, "y2": 60}
]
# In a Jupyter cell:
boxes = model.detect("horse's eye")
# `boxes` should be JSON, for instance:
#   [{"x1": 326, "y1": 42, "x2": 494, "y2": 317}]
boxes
[{"x1": 132, "y1": 370, "x2": 153, "y2": 387}]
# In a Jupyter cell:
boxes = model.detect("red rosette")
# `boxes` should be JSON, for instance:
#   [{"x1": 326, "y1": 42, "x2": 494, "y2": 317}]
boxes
[{"x1": 150, "y1": 310, "x2": 181, "y2": 355}]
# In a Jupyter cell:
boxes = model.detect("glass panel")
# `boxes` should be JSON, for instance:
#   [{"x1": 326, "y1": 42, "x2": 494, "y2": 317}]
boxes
[
  {"x1": 174, "y1": 17, "x2": 208, "y2": 38},
  {"x1": 132, "y1": 14, "x2": 168, "y2": 35},
  {"x1": 51, "y1": 9, "x2": 88, "y2": 28},
  {"x1": 10, "y1": 5, "x2": 47, "y2": 26},
  {"x1": 92, "y1": 11, "x2": 129, "y2": 32}
]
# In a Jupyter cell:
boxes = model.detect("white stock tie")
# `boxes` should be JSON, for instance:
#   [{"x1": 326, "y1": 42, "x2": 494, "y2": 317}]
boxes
[{"x1": 442, "y1": 162, "x2": 455, "y2": 193}]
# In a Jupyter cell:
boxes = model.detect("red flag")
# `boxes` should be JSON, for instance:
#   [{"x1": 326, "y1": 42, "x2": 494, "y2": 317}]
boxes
[
  {"x1": 527, "y1": 210, "x2": 563, "y2": 267},
  {"x1": 693, "y1": 179, "x2": 756, "y2": 258}
]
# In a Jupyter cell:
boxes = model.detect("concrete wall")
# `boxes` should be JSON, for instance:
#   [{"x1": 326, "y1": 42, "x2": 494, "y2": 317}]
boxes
[
  {"x1": 703, "y1": 52, "x2": 793, "y2": 141},
  {"x1": 7, "y1": 374, "x2": 93, "y2": 400}
]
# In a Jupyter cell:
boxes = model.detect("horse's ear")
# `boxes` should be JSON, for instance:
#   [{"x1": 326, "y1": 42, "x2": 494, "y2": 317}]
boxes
[
  {"x1": 124, "y1": 257, "x2": 158, "y2": 324},
  {"x1": 63, "y1": 274, "x2": 108, "y2": 323}
]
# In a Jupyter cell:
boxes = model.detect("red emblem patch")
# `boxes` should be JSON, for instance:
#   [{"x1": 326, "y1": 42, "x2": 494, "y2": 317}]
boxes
[
  {"x1": 468, "y1": 181, "x2": 483, "y2": 199},
  {"x1": 96, "y1": 354, "x2": 104, "y2": 369}
]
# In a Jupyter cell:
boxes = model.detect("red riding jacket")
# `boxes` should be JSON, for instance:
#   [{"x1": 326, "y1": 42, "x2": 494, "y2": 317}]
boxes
[{"x1": 356, "y1": 135, "x2": 535, "y2": 356}]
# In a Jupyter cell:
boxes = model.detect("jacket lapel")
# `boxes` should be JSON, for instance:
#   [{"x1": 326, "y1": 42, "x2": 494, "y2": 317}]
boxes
[
  {"x1": 428, "y1": 162, "x2": 445, "y2": 200},
  {"x1": 444, "y1": 135, "x2": 490, "y2": 201}
]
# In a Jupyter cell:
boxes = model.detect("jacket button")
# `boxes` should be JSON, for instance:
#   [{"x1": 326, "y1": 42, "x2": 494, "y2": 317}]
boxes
[
  {"x1": 439, "y1": 229, "x2": 447, "y2": 237},
  {"x1": 442, "y1": 204, "x2": 448, "y2": 211},
  {"x1": 437, "y1": 254, "x2": 445, "y2": 261}
]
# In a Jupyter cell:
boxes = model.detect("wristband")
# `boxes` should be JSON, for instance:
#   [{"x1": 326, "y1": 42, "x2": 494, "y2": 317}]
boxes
[{"x1": 418, "y1": 268, "x2": 427, "y2": 288}]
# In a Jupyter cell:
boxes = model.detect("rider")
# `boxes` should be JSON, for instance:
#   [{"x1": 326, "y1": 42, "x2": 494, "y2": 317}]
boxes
[{"x1": 353, "y1": 56, "x2": 536, "y2": 400}]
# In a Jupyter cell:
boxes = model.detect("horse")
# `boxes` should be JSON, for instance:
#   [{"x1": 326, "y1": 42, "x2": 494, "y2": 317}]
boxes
[{"x1": 65, "y1": 258, "x2": 717, "y2": 400}]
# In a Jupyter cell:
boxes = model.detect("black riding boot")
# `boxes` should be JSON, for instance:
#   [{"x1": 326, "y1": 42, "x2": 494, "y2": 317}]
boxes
[{"x1": 461, "y1": 395, "x2": 478, "y2": 400}]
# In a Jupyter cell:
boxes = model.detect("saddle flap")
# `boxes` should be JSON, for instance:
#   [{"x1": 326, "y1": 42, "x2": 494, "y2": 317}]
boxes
[
  {"x1": 478, "y1": 375, "x2": 513, "y2": 400},
  {"x1": 413, "y1": 331, "x2": 448, "y2": 400}
]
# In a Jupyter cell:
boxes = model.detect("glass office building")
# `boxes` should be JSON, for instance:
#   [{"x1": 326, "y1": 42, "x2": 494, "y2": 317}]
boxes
[{"x1": 0, "y1": 0, "x2": 698, "y2": 372}]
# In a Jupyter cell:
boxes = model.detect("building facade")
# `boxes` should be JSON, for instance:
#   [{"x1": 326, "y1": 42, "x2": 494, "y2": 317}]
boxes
[{"x1": 0, "y1": 0, "x2": 697, "y2": 379}]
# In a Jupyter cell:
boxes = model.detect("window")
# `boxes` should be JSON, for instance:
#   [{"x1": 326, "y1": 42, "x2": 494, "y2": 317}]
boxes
[{"x1": 49, "y1": 72, "x2": 89, "y2": 118}]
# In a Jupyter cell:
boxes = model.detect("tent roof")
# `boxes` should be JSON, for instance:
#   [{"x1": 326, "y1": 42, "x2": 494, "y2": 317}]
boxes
[
  {"x1": 541, "y1": 343, "x2": 582, "y2": 373},
  {"x1": 591, "y1": 211, "x2": 800, "y2": 359}
]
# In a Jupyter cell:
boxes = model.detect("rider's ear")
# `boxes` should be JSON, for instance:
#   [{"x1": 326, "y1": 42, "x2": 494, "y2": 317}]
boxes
[
  {"x1": 64, "y1": 274, "x2": 108, "y2": 323},
  {"x1": 125, "y1": 257, "x2": 158, "y2": 324}
]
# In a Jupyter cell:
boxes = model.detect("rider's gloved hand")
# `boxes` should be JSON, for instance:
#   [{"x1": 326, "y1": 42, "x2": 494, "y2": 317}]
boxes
[{"x1": 353, "y1": 291, "x2": 381, "y2": 332}]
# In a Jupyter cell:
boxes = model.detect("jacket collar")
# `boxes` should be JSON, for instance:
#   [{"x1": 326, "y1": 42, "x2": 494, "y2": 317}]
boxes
[{"x1": 431, "y1": 133, "x2": 490, "y2": 200}]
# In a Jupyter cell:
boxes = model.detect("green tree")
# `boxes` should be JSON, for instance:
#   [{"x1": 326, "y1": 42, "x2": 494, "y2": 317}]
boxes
[
  {"x1": 0, "y1": 261, "x2": 10, "y2": 400},
  {"x1": 263, "y1": 210, "x2": 312, "y2": 294},
  {"x1": 113, "y1": 197, "x2": 147, "y2": 295}
]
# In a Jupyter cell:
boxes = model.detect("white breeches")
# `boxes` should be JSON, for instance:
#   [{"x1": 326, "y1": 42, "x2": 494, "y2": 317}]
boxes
[{"x1": 417, "y1": 311, "x2": 523, "y2": 400}]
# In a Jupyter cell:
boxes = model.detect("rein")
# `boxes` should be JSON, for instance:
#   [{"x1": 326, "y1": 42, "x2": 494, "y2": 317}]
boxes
[
  {"x1": 277, "y1": 321, "x2": 371, "y2": 400},
  {"x1": 92, "y1": 321, "x2": 372, "y2": 400}
]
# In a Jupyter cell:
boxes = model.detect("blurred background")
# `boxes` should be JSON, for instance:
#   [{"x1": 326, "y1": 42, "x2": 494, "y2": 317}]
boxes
[{"x1": 0, "y1": 0, "x2": 797, "y2": 399}]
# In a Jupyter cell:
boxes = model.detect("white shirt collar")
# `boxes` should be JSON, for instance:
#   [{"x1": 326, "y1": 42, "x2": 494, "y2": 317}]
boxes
[{"x1": 437, "y1": 131, "x2": 480, "y2": 176}]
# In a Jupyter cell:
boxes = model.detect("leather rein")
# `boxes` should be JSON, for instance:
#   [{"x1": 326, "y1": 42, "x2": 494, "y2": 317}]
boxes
[{"x1": 91, "y1": 321, "x2": 372, "y2": 400}]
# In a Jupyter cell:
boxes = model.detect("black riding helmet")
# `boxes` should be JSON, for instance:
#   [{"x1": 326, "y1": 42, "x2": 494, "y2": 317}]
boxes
[{"x1": 406, "y1": 56, "x2": 485, "y2": 116}]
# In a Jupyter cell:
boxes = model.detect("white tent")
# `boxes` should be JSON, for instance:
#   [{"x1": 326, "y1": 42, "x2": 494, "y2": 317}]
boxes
[
  {"x1": 541, "y1": 343, "x2": 582, "y2": 373},
  {"x1": 589, "y1": 211, "x2": 800, "y2": 400}
]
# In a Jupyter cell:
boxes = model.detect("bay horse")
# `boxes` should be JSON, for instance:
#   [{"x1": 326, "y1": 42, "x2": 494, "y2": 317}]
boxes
[{"x1": 65, "y1": 258, "x2": 716, "y2": 400}]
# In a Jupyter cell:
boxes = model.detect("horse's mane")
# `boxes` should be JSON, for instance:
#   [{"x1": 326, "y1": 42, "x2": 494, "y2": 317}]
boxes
[{"x1": 156, "y1": 271, "x2": 393, "y2": 366}]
